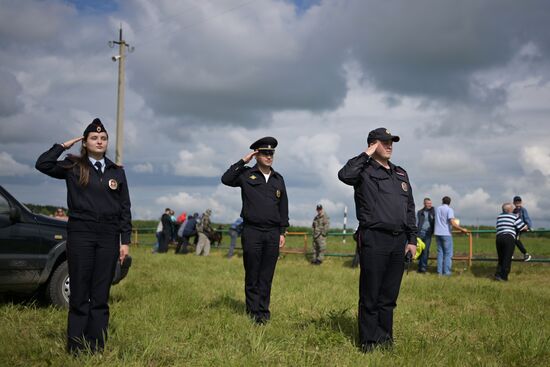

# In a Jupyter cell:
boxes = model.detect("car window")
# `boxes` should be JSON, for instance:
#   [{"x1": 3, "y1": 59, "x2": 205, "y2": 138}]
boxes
[{"x1": 0, "y1": 194, "x2": 9, "y2": 214}]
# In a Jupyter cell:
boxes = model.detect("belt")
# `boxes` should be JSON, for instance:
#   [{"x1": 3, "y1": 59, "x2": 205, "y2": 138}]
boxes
[
  {"x1": 359, "y1": 224, "x2": 404, "y2": 236},
  {"x1": 69, "y1": 213, "x2": 119, "y2": 223}
]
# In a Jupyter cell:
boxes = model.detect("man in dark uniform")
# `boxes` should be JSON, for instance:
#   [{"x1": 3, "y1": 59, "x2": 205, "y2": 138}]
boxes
[
  {"x1": 221, "y1": 136, "x2": 289, "y2": 324},
  {"x1": 338, "y1": 127, "x2": 417, "y2": 352}
]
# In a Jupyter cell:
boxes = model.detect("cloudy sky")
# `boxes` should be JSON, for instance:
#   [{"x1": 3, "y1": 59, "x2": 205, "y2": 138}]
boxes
[{"x1": 1, "y1": 0, "x2": 550, "y2": 228}]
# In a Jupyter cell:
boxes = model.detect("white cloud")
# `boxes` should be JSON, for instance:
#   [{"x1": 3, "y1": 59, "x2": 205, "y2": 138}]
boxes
[
  {"x1": 172, "y1": 144, "x2": 221, "y2": 177},
  {"x1": 521, "y1": 146, "x2": 550, "y2": 176},
  {"x1": 0, "y1": 152, "x2": 33, "y2": 176},
  {"x1": 419, "y1": 148, "x2": 485, "y2": 175},
  {"x1": 132, "y1": 162, "x2": 153, "y2": 173}
]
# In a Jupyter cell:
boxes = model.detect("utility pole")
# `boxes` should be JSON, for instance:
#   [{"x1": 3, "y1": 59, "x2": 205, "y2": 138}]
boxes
[{"x1": 109, "y1": 27, "x2": 134, "y2": 165}]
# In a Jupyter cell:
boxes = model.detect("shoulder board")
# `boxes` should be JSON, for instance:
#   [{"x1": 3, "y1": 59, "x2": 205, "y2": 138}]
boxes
[{"x1": 395, "y1": 166, "x2": 407, "y2": 176}]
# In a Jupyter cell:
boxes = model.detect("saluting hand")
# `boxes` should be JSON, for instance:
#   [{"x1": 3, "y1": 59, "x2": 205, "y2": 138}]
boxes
[
  {"x1": 119, "y1": 244, "x2": 130, "y2": 264},
  {"x1": 61, "y1": 136, "x2": 83, "y2": 149},
  {"x1": 242, "y1": 150, "x2": 259, "y2": 164},
  {"x1": 365, "y1": 141, "x2": 379, "y2": 157}
]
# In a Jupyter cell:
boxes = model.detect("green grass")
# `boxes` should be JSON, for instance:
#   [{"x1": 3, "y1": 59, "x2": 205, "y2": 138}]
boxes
[{"x1": 1, "y1": 242, "x2": 550, "y2": 366}]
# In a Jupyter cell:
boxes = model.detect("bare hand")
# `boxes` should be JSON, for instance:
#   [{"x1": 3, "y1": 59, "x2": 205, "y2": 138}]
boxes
[
  {"x1": 119, "y1": 244, "x2": 130, "y2": 264},
  {"x1": 242, "y1": 150, "x2": 259, "y2": 164},
  {"x1": 365, "y1": 141, "x2": 379, "y2": 157},
  {"x1": 61, "y1": 136, "x2": 83, "y2": 149},
  {"x1": 279, "y1": 235, "x2": 286, "y2": 248},
  {"x1": 405, "y1": 244, "x2": 417, "y2": 256}
]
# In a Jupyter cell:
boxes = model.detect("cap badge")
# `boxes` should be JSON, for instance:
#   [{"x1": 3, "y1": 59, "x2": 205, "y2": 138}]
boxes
[
  {"x1": 401, "y1": 182, "x2": 408, "y2": 192},
  {"x1": 276, "y1": 189, "x2": 281, "y2": 198},
  {"x1": 386, "y1": 129, "x2": 390, "y2": 135},
  {"x1": 249, "y1": 175, "x2": 257, "y2": 180},
  {"x1": 109, "y1": 179, "x2": 118, "y2": 190},
  {"x1": 96, "y1": 126, "x2": 102, "y2": 133}
]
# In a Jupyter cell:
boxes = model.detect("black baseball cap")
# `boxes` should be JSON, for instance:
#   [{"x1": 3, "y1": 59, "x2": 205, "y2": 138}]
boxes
[{"x1": 367, "y1": 127, "x2": 400, "y2": 145}]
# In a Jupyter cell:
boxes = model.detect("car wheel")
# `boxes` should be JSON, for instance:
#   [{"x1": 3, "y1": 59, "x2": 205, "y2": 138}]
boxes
[{"x1": 47, "y1": 260, "x2": 70, "y2": 309}]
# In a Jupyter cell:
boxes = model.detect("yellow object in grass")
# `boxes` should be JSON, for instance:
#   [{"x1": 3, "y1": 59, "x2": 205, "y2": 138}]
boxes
[{"x1": 415, "y1": 237, "x2": 426, "y2": 260}]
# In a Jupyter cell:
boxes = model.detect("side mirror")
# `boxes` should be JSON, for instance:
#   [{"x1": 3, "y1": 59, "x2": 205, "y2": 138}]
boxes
[{"x1": 9, "y1": 206, "x2": 21, "y2": 222}]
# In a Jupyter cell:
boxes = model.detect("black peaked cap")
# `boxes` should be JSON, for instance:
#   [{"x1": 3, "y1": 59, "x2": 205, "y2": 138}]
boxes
[{"x1": 250, "y1": 136, "x2": 278, "y2": 150}]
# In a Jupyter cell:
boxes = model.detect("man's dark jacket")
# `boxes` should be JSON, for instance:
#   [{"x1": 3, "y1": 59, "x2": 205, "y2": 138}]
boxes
[{"x1": 416, "y1": 207, "x2": 435, "y2": 235}]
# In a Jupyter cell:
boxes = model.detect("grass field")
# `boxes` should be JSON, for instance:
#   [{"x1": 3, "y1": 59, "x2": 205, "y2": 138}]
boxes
[{"x1": 1, "y1": 235, "x2": 550, "y2": 367}]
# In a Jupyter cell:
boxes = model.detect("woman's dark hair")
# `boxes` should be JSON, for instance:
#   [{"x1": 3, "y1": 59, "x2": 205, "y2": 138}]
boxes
[{"x1": 63, "y1": 144, "x2": 91, "y2": 187}]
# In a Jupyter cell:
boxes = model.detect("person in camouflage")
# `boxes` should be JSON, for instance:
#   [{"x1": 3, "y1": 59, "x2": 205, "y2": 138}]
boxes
[
  {"x1": 196, "y1": 209, "x2": 213, "y2": 256},
  {"x1": 311, "y1": 204, "x2": 330, "y2": 265}
]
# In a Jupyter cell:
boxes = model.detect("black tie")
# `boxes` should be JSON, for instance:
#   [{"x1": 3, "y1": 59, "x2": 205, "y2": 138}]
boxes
[{"x1": 94, "y1": 161, "x2": 103, "y2": 176}]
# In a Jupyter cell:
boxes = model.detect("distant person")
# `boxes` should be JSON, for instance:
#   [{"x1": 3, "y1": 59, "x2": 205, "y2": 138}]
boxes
[
  {"x1": 158, "y1": 208, "x2": 172, "y2": 253},
  {"x1": 227, "y1": 217, "x2": 244, "y2": 258},
  {"x1": 176, "y1": 211, "x2": 187, "y2": 225},
  {"x1": 513, "y1": 196, "x2": 533, "y2": 261},
  {"x1": 311, "y1": 204, "x2": 330, "y2": 265},
  {"x1": 495, "y1": 203, "x2": 528, "y2": 281},
  {"x1": 169, "y1": 209, "x2": 177, "y2": 242},
  {"x1": 176, "y1": 212, "x2": 198, "y2": 254},
  {"x1": 53, "y1": 208, "x2": 68, "y2": 221},
  {"x1": 416, "y1": 198, "x2": 435, "y2": 273},
  {"x1": 434, "y1": 196, "x2": 469, "y2": 276},
  {"x1": 152, "y1": 219, "x2": 162, "y2": 253},
  {"x1": 196, "y1": 209, "x2": 213, "y2": 256}
]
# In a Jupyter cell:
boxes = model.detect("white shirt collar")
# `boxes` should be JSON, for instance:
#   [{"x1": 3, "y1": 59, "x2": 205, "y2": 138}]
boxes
[{"x1": 89, "y1": 157, "x2": 105, "y2": 172}]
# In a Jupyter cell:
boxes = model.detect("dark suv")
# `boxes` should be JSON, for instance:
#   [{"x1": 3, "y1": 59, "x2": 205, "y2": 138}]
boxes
[{"x1": 0, "y1": 185, "x2": 128, "y2": 308}]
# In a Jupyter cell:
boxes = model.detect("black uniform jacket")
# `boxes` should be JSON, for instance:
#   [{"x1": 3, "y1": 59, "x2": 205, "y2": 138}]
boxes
[
  {"x1": 221, "y1": 160, "x2": 289, "y2": 235},
  {"x1": 35, "y1": 144, "x2": 132, "y2": 244},
  {"x1": 338, "y1": 152, "x2": 417, "y2": 245}
]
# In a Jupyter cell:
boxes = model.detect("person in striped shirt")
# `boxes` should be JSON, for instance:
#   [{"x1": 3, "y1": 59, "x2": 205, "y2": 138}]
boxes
[{"x1": 495, "y1": 203, "x2": 528, "y2": 281}]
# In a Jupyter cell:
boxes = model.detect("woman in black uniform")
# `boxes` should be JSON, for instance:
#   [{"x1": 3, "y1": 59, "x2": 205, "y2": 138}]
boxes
[{"x1": 35, "y1": 118, "x2": 131, "y2": 354}]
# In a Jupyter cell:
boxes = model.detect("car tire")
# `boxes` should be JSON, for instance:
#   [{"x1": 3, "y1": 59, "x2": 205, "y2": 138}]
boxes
[{"x1": 47, "y1": 260, "x2": 70, "y2": 309}]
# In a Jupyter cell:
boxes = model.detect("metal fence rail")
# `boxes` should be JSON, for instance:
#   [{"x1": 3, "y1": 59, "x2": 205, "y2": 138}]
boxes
[{"x1": 130, "y1": 227, "x2": 550, "y2": 265}]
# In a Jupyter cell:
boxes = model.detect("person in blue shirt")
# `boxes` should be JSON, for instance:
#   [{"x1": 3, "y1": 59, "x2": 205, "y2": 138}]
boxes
[
  {"x1": 434, "y1": 196, "x2": 469, "y2": 276},
  {"x1": 175, "y1": 213, "x2": 199, "y2": 254},
  {"x1": 513, "y1": 196, "x2": 533, "y2": 261}
]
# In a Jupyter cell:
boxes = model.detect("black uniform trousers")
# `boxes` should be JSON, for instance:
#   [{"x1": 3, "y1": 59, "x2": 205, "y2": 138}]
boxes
[
  {"x1": 495, "y1": 234, "x2": 516, "y2": 280},
  {"x1": 66, "y1": 221, "x2": 119, "y2": 353},
  {"x1": 241, "y1": 226, "x2": 280, "y2": 322},
  {"x1": 358, "y1": 229, "x2": 407, "y2": 347}
]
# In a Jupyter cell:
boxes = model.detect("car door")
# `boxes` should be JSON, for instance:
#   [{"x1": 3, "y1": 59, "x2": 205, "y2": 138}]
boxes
[{"x1": 0, "y1": 191, "x2": 42, "y2": 289}]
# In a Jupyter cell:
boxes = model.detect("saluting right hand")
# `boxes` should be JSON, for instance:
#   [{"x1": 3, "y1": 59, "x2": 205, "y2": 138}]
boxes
[
  {"x1": 61, "y1": 136, "x2": 83, "y2": 149},
  {"x1": 242, "y1": 150, "x2": 259, "y2": 164},
  {"x1": 365, "y1": 141, "x2": 379, "y2": 157}
]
